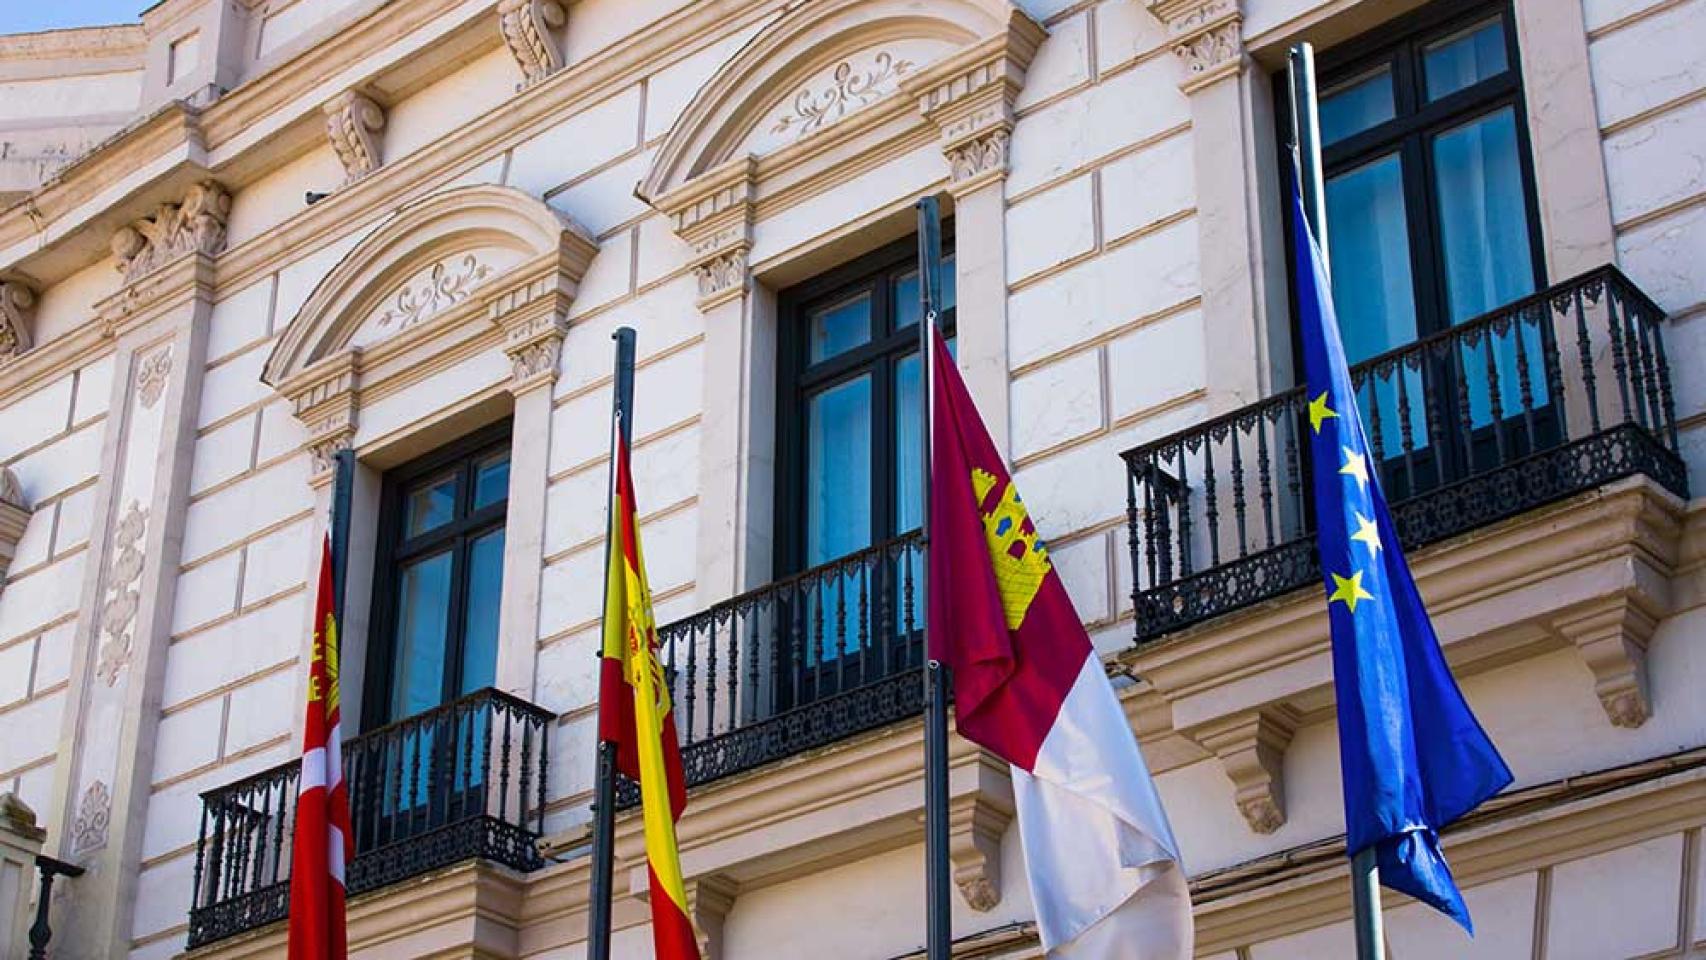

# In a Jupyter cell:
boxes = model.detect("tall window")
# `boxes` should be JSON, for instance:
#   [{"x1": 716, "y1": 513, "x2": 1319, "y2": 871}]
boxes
[
  {"x1": 1292, "y1": 0, "x2": 1547, "y2": 492},
  {"x1": 365, "y1": 423, "x2": 510, "y2": 729},
  {"x1": 777, "y1": 233, "x2": 955, "y2": 575}
]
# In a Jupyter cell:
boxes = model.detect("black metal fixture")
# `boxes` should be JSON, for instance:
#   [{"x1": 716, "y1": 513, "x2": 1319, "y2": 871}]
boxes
[
  {"x1": 304, "y1": 191, "x2": 331, "y2": 206},
  {"x1": 28, "y1": 855, "x2": 84, "y2": 960}
]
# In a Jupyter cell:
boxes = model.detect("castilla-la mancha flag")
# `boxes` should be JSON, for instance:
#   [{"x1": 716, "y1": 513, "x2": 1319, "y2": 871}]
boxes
[
  {"x1": 598, "y1": 427, "x2": 699, "y2": 960},
  {"x1": 927, "y1": 328, "x2": 1193, "y2": 957},
  {"x1": 287, "y1": 536, "x2": 352, "y2": 960}
]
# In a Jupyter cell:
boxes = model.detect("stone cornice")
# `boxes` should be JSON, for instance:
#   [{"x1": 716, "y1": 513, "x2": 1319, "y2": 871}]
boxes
[{"x1": 0, "y1": 24, "x2": 146, "y2": 65}]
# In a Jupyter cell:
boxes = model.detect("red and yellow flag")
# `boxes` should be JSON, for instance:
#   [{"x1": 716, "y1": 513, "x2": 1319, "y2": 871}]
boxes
[
  {"x1": 597, "y1": 430, "x2": 698, "y2": 960},
  {"x1": 287, "y1": 536, "x2": 352, "y2": 960}
]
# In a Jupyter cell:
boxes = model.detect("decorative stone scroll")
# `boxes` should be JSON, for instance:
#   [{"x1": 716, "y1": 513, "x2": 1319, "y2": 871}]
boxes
[
  {"x1": 323, "y1": 89, "x2": 387, "y2": 184},
  {"x1": 1148, "y1": 0, "x2": 1244, "y2": 94},
  {"x1": 95, "y1": 502, "x2": 148, "y2": 688},
  {"x1": 497, "y1": 0, "x2": 567, "y2": 88},
  {"x1": 904, "y1": 15, "x2": 1046, "y2": 197},
  {"x1": 109, "y1": 180, "x2": 231, "y2": 284},
  {"x1": 0, "y1": 467, "x2": 29, "y2": 591},
  {"x1": 770, "y1": 50, "x2": 918, "y2": 140},
  {"x1": 0, "y1": 277, "x2": 35, "y2": 360},
  {"x1": 71, "y1": 780, "x2": 112, "y2": 856}
]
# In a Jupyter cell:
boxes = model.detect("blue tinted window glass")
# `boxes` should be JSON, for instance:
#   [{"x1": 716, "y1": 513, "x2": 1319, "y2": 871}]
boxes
[
  {"x1": 405, "y1": 473, "x2": 457, "y2": 537},
  {"x1": 473, "y1": 453, "x2": 510, "y2": 510},
  {"x1": 392, "y1": 551, "x2": 453, "y2": 719},
  {"x1": 810, "y1": 292, "x2": 872, "y2": 362},
  {"x1": 893, "y1": 254, "x2": 957, "y2": 330},
  {"x1": 1433, "y1": 106, "x2": 1542, "y2": 423},
  {"x1": 1424, "y1": 18, "x2": 1507, "y2": 101},
  {"x1": 459, "y1": 529, "x2": 504, "y2": 695},
  {"x1": 1320, "y1": 67, "x2": 1396, "y2": 145},
  {"x1": 806, "y1": 375, "x2": 872, "y2": 566}
]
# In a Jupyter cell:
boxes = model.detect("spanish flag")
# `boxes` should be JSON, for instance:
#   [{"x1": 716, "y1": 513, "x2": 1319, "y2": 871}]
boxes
[
  {"x1": 598, "y1": 427, "x2": 698, "y2": 960},
  {"x1": 287, "y1": 536, "x2": 352, "y2": 960}
]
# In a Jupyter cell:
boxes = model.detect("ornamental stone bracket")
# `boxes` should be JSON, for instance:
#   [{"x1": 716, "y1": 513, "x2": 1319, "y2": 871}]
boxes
[
  {"x1": 650, "y1": 156, "x2": 756, "y2": 312},
  {"x1": 323, "y1": 89, "x2": 387, "y2": 185},
  {"x1": 109, "y1": 180, "x2": 231, "y2": 285},
  {"x1": 0, "y1": 276, "x2": 36, "y2": 361},
  {"x1": 1148, "y1": 0, "x2": 1244, "y2": 94},
  {"x1": 902, "y1": 13, "x2": 1046, "y2": 198},
  {"x1": 947, "y1": 759, "x2": 1015, "y2": 911},
  {"x1": 278, "y1": 349, "x2": 360, "y2": 487},
  {"x1": 497, "y1": 0, "x2": 568, "y2": 90},
  {"x1": 0, "y1": 468, "x2": 30, "y2": 590},
  {"x1": 1185, "y1": 705, "x2": 1300, "y2": 835},
  {"x1": 684, "y1": 873, "x2": 739, "y2": 960},
  {"x1": 1550, "y1": 592, "x2": 1663, "y2": 728}
]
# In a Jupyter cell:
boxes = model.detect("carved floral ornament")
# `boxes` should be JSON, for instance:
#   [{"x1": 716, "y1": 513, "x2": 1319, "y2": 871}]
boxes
[
  {"x1": 770, "y1": 50, "x2": 918, "y2": 140},
  {"x1": 374, "y1": 254, "x2": 495, "y2": 334},
  {"x1": 97, "y1": 501, "x2": 148, "y2": 688},
  {"x1": 109, "y1": 180, "x2": 231, "y2": 283},
  {"x1": 1147, "y1": 0, "x2": 1244, "y2": 92},
  {"x1": 0, "y1": 277, "x2": 36, "y2": 360},
  {"x1": 498, "y1": 0, "x2": 567, "y2": 88},
  {"x1": 324, "y1": 89, "x2": 387, "y2": 184}
]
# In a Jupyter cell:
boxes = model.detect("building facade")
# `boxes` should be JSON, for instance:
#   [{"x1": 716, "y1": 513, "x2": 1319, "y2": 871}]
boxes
[{"x1": 0, "y1": 0, "x2": 1702, "y2": 957}]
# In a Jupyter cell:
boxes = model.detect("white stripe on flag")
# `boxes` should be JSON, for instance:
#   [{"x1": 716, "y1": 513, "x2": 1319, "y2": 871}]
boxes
[
  {"x1": 1017, "y1": 656, "x2": 1192, "y2": 958},
  {"x1": 298, "y1": 746, "x2": 328, "y2": 794},
  {"x1": 328, "y1": 824, "x2": 347, "y2": 887},
  {"x1": 326, "y1": 726, "x2": 344, "y2": 792}
]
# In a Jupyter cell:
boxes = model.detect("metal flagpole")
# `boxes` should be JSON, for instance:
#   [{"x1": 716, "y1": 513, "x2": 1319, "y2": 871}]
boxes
[
  {"x1": 588, "y1": 326, "x2": 637, "y2": 960},
  {"x1": 329, "y1": 447, "x2": 355, "y2": 626},
  {"x1": 916, "y1": 196, "x2": 952, "y2": 960},
  {"x1": 1289, "y1": 41, "x2": 1383, "y2": 960}
]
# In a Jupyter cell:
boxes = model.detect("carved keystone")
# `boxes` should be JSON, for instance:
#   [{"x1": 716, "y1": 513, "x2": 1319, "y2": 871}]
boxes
[
  {"x1": 1553, "y1": 594, "x2": 1660, "y2": 728},
  {"x1": 1189, "y1": 705, "x2": 1299, "y2": 834}
]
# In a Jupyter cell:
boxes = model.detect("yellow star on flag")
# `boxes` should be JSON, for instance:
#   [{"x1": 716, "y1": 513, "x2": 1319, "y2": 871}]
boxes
[
  {"x1": 1350, "y1": 511, "x2": 1382, "y2": 555},
  {"x1": 1340, "y1": 447, "x2": 1370, "y2": 492},
  {"x1": 1308, "y1": 391, "x2": 1339, "y2": 434},
  {"x1": 1328, "y1": 570, "x2": 1374, "y2": 613}
]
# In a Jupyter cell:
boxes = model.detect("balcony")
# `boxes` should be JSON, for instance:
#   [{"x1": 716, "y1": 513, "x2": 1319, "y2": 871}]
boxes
[
  {"x1": 185, "y1": 688, "x2": 553, "y2": 949},
  {"x1": 1122, "y1": 265, "x2": 1688, "y2": 645},
  {"x1": 617, "y1": 531, "x2": 927, "y2": 806}
]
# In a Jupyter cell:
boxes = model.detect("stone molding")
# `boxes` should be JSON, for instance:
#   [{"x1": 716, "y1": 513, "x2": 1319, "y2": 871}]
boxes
[
  {"x1": 650, "y1": 156, "x2": 756, "y2": 311},
  {"x1": 497, "y1": 0, "x2": 568, "y2": 89},
  {"x1": 322, "y1": 89, "x2": 387, "y2": 185},
  {"x1": 1124, "y1": 476, "x2": 1688, "y2": 830},
  {"x1": 263, "y1": 185, "x2": 595, "y2": 478},
  {"x1": 0, "y1": 467, "x2": 30, "y2": 591},
  {"x1": 1148, "y1": 0, "x2": 1243, "y2": 94},
  {"x1": 1186, "y1": 706, "x2": 1299, "y2": 834},
  {"x1": 902, "y1": 17, "x2": 1046, "y2": 197},
  {"x1": 0, "y1": 277, "x2": 36, "y2": 361},
  {"x1": 109, "y1": 180, "x2": 231, "y2": 285}
]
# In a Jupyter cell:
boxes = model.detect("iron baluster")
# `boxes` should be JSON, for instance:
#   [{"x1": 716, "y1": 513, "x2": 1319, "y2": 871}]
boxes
[
  {"x1": 1201, "y1": 437, "x2": 1220, "y2": 566},
  {"x1": 836, "y1": 569, "x2": 849, "y2": 691},
  {"x1": 1483, "y1": 324, "x2": 1508, "y2": 463},
  {"x1": 1650, "y1": 312, "x2": 1680, "y2": 450},
  {"x1": 1283, "y1": 410, "x2": 1303, "y2": 540},
  {"x1": 1572, "y1": 286, "x2": 1601, "y2": 432},
  {"x1": 1396, "y1": 357, "x2": 1418, "y2": 494},
  {"x1": 684, "y1": 619, "x2": 697, "y2": 743},
  {"x1": 1451, "y1": 338, "x2": 1475, "y2": 475},
  {"x1": 1632, "y1": 295, "x2": 1664, "y2": 436},
  {"x1": 1514, "y1": 306, "x2": 1539, "y2": 450},
  {"x1": 1257, "y1": 414, "x2": 1276, "y2": 550},
  {"x1": 858, "y1": 560, "x2": 871, "y2": 687},
  {"x1": 497, "y1": 708, "x2": 513, "y2": 823},
  {"x1": 1605, "y1": 282, "x2": 1634, "y2": 424},
  {"x1": 1175, "y1": 443, "x2": 1194, "y2": 578}
]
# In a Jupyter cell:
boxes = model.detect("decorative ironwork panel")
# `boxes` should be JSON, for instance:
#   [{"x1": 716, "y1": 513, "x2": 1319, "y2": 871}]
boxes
[
  {"x1": 187, "y1": 688, "x2": 554, "y2": 948},
  {"x1": 1122, "y1": 265, "x2": 1689, "y2": 645}
]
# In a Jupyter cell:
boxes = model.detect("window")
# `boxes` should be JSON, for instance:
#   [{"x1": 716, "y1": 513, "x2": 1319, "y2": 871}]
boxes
[
  {"x1": 364, "y1": 423, "x2": 511, "y2": 730},
  {"x1": 1286, "y1": 0, "x2": 1548, "y2": 495},
  {"x1": 777, "y1": 232, "x2": 955, "y2": 575}
]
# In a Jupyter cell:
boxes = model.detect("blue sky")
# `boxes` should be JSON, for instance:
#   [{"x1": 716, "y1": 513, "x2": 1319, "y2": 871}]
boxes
[{"x1": 0, "y1": 1, "x2": 150, "y2": 35}]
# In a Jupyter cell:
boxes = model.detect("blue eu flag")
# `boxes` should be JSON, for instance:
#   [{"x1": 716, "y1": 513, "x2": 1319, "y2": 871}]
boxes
[{"x1": 1291, "y1": 183, "x2": 1513, "y2": 932}]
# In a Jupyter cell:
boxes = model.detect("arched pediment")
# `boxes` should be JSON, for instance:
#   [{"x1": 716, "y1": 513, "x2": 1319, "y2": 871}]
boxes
[
  {"x1": 639, "y1": 0, "x2": 1030, "y2": 203},
  {"x1": 264, "y1": 184, "x2": 591, "y2": 387}
]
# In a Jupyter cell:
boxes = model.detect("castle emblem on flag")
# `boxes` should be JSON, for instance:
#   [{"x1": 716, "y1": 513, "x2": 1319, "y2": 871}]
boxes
[{"x1": 971, "y1": 467, "x2": 1050, "y2": 629}]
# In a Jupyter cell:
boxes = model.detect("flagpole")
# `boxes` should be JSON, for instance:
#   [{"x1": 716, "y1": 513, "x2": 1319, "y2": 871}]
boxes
[
  {"x1": 916, "y1": 196, "x2": 952, "y2": 960},
  {"x1": 330, "y1": 447, "x2": 354, "y2": 626},
  {"x1": 1289, "y1": 41, "x2": 1383, "y2": 960},
  {"x1": 588, "y1": 326, "x2": 636, "y2": 960}
]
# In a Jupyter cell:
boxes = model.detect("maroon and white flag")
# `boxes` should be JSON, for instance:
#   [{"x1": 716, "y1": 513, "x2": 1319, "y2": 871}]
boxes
[{"x1": 927, "y1": 328, "x2": 1192, "y2": 957}]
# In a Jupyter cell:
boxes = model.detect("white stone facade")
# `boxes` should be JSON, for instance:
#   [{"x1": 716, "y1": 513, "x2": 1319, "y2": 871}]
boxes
[{"x1": 0, "y1": 0, "x2": 1701, "y2": 958}]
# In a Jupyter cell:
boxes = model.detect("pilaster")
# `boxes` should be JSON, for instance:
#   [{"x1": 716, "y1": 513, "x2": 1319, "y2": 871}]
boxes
[{"x1": 48, "y1": 225, "x2": 220, "y2": 957}]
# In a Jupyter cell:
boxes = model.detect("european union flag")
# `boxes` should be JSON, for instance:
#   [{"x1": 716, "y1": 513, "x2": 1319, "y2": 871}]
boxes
[{"x1": 1291, "y1": 182, "x2": 1513, "y2": 932}]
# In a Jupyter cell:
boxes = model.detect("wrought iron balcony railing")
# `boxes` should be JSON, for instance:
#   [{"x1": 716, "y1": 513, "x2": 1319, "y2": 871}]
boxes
[
  {"x1": 186, "y1": 688, "x2": 553, "y2": 949},
  {"x1": 617, "y1": 531, "x2": 926, "y2": 806},
  {"x1": 1122, "y1": 265, "x2": 1688, "y2": 643}
]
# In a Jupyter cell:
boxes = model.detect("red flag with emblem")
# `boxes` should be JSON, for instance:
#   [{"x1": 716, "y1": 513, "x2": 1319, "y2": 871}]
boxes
[
  {"x1": 287, "y1": 536, "x2": 351, "y2": 960},
  {"x1": 927, "y1": 327, "x2": 1192, "y2": 957}
]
